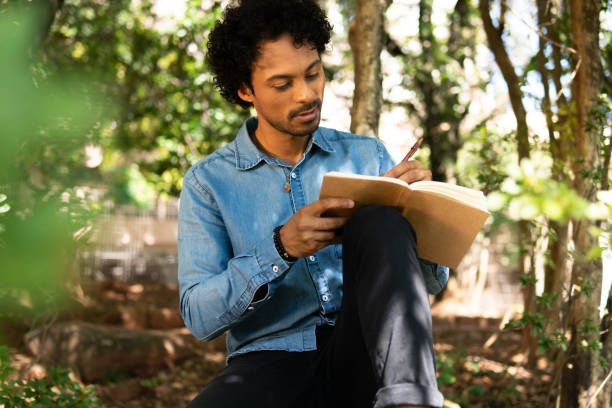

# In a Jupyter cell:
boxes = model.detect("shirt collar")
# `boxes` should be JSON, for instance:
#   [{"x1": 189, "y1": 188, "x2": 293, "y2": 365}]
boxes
[{"x1": 234, "y1": 117, "x2": 335, "y2": 170}]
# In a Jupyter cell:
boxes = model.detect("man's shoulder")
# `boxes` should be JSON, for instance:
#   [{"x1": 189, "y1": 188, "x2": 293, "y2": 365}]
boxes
[
  {"x1": 317, "y1": 126, "x2": 386, "y2": 153},
  {"x1": 318, "y1": 126, "x2": 382, "y2": 144},
  {"x1": 183, "y1": 141, "x2": 237, "y2": 186}
]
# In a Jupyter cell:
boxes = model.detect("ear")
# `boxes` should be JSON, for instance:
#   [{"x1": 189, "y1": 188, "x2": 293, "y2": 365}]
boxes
[{"x1": 237, "y1": 84, "x2": 255, "y2": 104}]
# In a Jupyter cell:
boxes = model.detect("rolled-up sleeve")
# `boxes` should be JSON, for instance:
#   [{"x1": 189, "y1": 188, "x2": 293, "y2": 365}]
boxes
[
  {"x1": 178, "y1": 172, "x2": 291, "y2": 341},
  {"x1": 418, "y1": 259, "x2": 449, "y2": 295}
]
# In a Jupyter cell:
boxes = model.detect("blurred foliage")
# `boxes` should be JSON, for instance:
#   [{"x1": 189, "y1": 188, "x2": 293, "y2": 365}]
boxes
[
  {"x1": 43, "y1": 0, "x2": 250, "y2": 202},
  {"x1": 487, "y1": 159, "x2": 609, "y2": 223},
  {"x1": 0, "y1": 3, "x2": 107, "y2": 321}
]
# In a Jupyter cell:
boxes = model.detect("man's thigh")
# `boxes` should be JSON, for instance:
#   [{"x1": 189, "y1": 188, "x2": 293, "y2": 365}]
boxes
[{"x1": 187, "y1": 349, "x2": 325, "y2": 408}]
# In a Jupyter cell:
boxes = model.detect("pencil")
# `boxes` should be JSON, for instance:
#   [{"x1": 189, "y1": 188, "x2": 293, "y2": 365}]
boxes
[{"x1": 401, "y1": 137, "x2": 423, "y2": 163}]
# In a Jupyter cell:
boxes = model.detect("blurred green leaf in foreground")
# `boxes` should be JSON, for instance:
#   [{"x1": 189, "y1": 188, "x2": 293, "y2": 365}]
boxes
[{"x1": 0, "y1": 3, "x2": 109, "y2": 326}]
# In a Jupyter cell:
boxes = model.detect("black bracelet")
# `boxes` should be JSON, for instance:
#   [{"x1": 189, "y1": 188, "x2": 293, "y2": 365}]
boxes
[{"x1": 273, "y1": 225, "x2": 298, "y2": 263}]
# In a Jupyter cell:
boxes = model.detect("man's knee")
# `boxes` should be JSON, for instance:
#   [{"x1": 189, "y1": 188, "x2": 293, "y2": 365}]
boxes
[{"x1": 345, "y1": 205, "x2": 416, "y2": 244}]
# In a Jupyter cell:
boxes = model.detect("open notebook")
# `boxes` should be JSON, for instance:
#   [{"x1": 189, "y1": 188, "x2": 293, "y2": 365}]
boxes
[{"x1": 319, "y1": 172, "x2": 490, "y2": 270}]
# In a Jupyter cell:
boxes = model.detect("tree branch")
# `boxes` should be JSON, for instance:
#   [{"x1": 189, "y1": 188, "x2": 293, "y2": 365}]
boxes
[{"x1": 479, "y1": 0, "x2": 529, "y2": 159}]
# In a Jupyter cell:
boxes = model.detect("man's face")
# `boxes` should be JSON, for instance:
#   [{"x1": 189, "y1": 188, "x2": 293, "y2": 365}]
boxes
[{"x1": 238, "y1": 34, "x2": 325, "y2": 139}]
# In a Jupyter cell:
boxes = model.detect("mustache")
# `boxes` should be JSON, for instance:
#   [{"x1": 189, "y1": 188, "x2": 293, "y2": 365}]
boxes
[{"x1": 289, "y1": 99, "x2": 322, "y2": 119}]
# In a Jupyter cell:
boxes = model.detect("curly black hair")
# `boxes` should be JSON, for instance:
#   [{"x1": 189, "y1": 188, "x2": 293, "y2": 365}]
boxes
[{"x1": 206, "y1": 0, "x2": 332, "y2": 109}]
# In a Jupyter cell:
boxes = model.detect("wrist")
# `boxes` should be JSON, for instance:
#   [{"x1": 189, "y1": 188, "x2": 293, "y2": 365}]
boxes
[{"x1": 273, "y1": 225, "x2": 298, "y2": 263}]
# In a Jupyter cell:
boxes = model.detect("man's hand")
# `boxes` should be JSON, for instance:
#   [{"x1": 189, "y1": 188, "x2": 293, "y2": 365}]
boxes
[
  {"x1": 280, "y1": 198, "x2": 354, "y2": 258},
  {"x1": 381, "y1": 160, "x2": 432, "y2": 184}
]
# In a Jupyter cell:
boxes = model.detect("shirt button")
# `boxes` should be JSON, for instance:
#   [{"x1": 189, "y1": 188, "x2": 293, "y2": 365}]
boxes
[
  {"x1": 309, "y1": 256, "x2": 316, "y2": 262},
  {"x1": 247, "y1": 306, "x2": 255, "y2": 311},
  {"x1": 322, "y1": 295, "x2": 329, "y2": 302},
  {"x1": 272, "y1": 265, "x2": 279, "y2": 273},
  {"x1": 291, "y1": 172, "x2": 296, "y2": 179}
]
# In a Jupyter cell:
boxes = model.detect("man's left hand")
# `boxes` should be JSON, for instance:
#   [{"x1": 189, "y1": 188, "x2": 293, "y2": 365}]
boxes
[{"x1": 381, "y1": 160, "x2": 432, "y2": 184}]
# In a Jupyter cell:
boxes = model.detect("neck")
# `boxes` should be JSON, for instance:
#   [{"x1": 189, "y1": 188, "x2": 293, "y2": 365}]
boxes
[{"x1": 252, "y1": 124, "x2": 311, "y2": 167}]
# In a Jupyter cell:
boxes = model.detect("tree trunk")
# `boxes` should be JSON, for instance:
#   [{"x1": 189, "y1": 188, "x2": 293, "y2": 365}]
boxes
[
  {"x1": 535, "y1": 7, "x2": 574, "y2": 372},
  {"x1": 414, "y1": 0, "x2": 471, "y2": 182},
  {"x1": 560, "y1": 1, "x2": 608, "y2": 407},
  {"x1": 349, "y1": 0, "x2": 385, "y2": 138},
  {"x1": 479, "y1": 0, "x2": 536, "y2": 366},
  {"x1": 536, "y1": 0, "x2": 569, "y2": 346},
  {"x1": 478, "y1": 0, "x2": 529, "y2": 160},
  {"x1": 417, "y1": 0, "x2": 438, "y2": 178}
]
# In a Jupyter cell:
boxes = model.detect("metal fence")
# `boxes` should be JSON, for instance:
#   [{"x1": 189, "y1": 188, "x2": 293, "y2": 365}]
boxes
[{"x1": 78, "y1": 197, "x2": 179, "y2": 284}]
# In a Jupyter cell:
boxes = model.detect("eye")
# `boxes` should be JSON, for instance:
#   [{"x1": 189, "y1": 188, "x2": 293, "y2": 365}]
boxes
[
  {"x1": 306, "y1": 72, "x2": 319, "y2": 80},
  {"x1": 273, "y1": 82, "x2": 291, "y2": 91}
]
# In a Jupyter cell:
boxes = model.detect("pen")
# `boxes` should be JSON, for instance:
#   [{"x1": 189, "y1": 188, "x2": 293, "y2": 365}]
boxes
[{"x1": 401, "y1": 137, "x2": 423, "y2": 163}]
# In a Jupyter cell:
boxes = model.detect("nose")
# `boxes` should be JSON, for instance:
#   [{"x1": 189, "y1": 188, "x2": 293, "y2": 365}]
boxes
[{"x1": 294, "y1": 78, "x2": 315, "y2": 103}]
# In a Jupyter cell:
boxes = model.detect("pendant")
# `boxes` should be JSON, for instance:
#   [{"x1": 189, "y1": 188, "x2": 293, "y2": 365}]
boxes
[{"x1": 283, "y1": 181, "x2": 291, "y2": 193}]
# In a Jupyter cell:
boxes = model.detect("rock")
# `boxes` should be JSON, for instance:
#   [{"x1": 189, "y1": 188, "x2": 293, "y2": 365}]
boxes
[
  {"x1": 116, "y1": 305, "x2": 183, "y2": 330},
  {"x1": 117, "y1": 304, "x2": 148, "y2": 329},
  {"x1": 95, "y1": 304, "x2": 183, "y2": 330},
  {"x1": 24, "y1": 322, "x2": 201, "y2": 382},
  {"x1": 148, "y1": 307, "x2": 184, "y2": 330}
]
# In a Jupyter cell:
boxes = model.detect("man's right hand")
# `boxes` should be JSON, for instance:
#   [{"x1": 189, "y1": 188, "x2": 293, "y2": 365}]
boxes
[{"x1": 279, "y1": 198, "x2": 355, "y2": 258}]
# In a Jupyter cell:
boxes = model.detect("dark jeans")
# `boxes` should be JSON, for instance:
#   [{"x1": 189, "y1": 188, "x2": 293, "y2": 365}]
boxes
[{"x1": 187, "y1": 206, "x2": 444, "y2": 408}]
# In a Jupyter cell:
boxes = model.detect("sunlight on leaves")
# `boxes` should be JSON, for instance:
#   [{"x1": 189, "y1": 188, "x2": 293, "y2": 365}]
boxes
[{"x1": 487, "y1": 159, "x2": 611, "y2": 223}]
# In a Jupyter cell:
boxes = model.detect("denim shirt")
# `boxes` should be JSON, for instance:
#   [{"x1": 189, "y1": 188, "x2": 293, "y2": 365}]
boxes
[{"x1": 178, "y1": 118, "x2": 449, "y2": 359}]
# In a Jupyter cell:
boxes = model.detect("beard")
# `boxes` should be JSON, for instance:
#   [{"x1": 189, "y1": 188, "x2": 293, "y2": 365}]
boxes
[{"x1": 266, "y1": 99, "x2": 322, "y2": 138}]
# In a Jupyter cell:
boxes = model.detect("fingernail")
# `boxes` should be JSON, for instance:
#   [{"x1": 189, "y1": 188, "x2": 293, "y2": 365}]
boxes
[{"x1": 348, "y1": 200, "x2": 355, "y2": 208}]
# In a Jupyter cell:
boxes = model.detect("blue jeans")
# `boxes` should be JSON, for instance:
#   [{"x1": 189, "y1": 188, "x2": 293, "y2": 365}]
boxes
[{"x1": 186, "y1": 206, "x2": 443, "y2": 408}]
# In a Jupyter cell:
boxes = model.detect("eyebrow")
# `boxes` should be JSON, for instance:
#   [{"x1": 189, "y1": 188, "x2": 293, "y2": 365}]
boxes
[{"x1": 265, "y1": 59, "x2": 322, "y2": 83}]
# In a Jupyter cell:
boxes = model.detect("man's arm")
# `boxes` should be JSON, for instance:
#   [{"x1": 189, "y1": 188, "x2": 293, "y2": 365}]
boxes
[
  {"x1": 178, "y1": 176, "x2": 292, "y2": 341},
  {"x1": 178, "y1": 175, "x2": 354, "y2": 341}
]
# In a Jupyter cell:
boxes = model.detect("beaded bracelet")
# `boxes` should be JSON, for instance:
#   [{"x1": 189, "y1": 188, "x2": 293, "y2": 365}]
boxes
[{"x1": 273, "y1": 225, "x2": 298, "y2": 263}]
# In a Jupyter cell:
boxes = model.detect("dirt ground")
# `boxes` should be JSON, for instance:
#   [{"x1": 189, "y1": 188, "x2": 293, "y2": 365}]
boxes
[
  {"x1": 6, "y1": 280, "x2": 553, "y2": 407},
  {"x1": 96, "y1": 318, "x2": 553, "y2": 408}
]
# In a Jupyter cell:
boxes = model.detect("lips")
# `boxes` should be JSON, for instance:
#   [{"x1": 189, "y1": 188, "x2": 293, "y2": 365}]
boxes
[
  {"x1": 296, "y1": 107, "x2": 317, "y2": 121},
  {"x1": 293, "y1": 105, "x2": 320, "y2": 123},
  {"x1": 290, "y1": 100, "x2": 322, "y2": 122}
]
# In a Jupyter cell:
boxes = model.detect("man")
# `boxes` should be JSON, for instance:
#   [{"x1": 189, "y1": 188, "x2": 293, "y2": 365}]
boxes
[{"x1": 178, "y1": 1, "x2": 448, "y2": 407}]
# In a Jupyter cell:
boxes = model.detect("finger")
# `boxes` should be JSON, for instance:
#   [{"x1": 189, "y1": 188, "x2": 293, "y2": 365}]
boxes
[
  {"x1": 308, "y1": 197, "x2": 355, "y2": 216},
  {"x1": 397, "y1": 168, "x2": 432, "y2": 184},
  {"x1": 382, "y1": 161, "x2": 408, "y2": 178},
  {"x1": 383, "y1": 160, "x2": 428, "y2": 179},
  {"x1": 296, "y1": 231, "x2": 337, "y2": 253},
  {"x1": 310, "y1": 216, "x2": 350, "y2": 231},
  {"x1": 309, "y1": 230, "x2": 337, "y2": 242},
  {"x1": 295, "y1": 215, "x2": 348, "y2": 235}
]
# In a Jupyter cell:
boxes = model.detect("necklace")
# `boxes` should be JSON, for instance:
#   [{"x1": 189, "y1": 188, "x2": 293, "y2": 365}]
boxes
[{"x1": 283, "y1": 171, "x2": 291, "y2": 193}]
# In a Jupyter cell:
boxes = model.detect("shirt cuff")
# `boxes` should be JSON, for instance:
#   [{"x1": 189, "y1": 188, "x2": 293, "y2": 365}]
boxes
[
  {"x1": 221, "y1": 232, "x2": 295, "y2": 322},
  {"x1": 419, "y1": 259, "x2": 449, "y2": 295}
]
